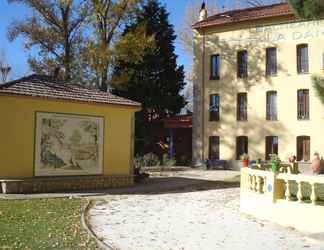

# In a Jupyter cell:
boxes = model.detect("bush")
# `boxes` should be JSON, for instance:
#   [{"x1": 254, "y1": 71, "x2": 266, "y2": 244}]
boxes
[
  {"x1": 134, "y1": 153, "x2": 160, "y2": 168},
  {"x1": 162, "y1": 154, "x2": 176, "y2": 166}
]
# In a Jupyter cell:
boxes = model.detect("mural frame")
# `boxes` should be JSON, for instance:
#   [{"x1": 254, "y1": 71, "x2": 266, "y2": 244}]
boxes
[{"x1": 33, "y1": 111, "x2": 105, "y2": 177}]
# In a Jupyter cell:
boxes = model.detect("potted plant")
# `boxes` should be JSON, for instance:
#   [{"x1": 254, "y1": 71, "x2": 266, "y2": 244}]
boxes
[
  {"x1": 270, "y1": 154, "x2": 281, "y2": 172},
  {"x1": 240, "y1": 153, "x2": 249, "y2": 167}
]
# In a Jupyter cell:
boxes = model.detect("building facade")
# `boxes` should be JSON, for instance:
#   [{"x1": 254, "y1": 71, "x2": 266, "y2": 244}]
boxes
[
  {"x1": 0, "y1": 75, "x2": 140, "y2": 193},
  {"x1": 193, "y1": 3, "x2": 324, "y2": 168}
]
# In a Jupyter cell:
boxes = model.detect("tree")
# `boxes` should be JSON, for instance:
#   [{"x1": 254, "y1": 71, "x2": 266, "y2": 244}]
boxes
[
  {"x1": 288, "y1": 0, "x2": 324, "y2": 105},
  {"x1": 85, "y1": 0, "x2": 154, "y2": 91},
  {"x1": 288, "y1": 0, "x2": 324, "y2": 19},
  {"x1": 7, "y1": 0, "x2": 89, "y2": 81},
  {"x1": 312, "y1": 76, "x2": 324, "y2": 105},
  {"x1": 112, "y1": 0, "x2": 186, "y2": 154}
]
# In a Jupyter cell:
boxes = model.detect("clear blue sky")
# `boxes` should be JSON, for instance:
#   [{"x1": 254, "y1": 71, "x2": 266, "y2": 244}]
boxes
[{"x1": 0, "y1": 0, "x2": 232, "y2": 80}]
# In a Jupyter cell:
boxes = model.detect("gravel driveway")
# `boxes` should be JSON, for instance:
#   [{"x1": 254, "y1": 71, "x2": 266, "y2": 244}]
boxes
[{"x1": 88, "y1": 187, "x2": 324, "y2": 250}]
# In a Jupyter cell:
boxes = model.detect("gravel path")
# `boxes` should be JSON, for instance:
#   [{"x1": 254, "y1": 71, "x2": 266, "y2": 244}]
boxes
[{"x1": 89, "y1": 188, "x2": 324, "y2": 250}]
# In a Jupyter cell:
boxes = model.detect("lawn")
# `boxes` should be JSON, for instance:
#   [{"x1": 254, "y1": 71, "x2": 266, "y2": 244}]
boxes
[{"x1": 0, "y1": 198, "x2": 98, "y2": 250}]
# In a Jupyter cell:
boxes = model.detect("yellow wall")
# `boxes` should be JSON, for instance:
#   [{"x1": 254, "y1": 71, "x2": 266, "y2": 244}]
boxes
[
  {"x1": 0, "y1": 95, "x2": 139, "y2": 178},
  {"x1": 193, "y1": 17, "x2": 324, "y2": 166}
]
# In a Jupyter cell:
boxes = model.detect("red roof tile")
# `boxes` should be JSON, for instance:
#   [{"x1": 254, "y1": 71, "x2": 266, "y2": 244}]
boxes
[
  {"x1": 0, "y1": 74, "x2": 141, "y2": 107},
  {"x1": 193, "y1": 3, "x2": 295, "y2": 29}
]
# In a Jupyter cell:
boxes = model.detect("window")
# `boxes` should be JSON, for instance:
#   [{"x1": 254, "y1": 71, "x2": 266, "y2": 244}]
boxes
[
  {"x1": 210, "y1": 54, "x2": 220, "y2": 80},
  {"x1": 266, "y1": 91, "x2": 277, "y2": 120},
  {"x1": 209, "y1": 94, "x2": 220, "y2": 121},
  {"x1": 297, "y1": 136, "x2": 310, "y2": 161},
  {"x1": 297, "y1": 44, "x2": 309, "y2": 74},
  {"x1": 297, "y1": 89, "x2": 309, "y2": 120},
  {"x1": 237, "y1": 93, "x2": 247, "y2": 121},
  {"x1": 209, "y1": 136, "x2": 220, "y2": 160},
  {"x1": 236, "y1": 136, "x2": 248, "y2": 160},
  {"x1": 265, "y1": 136, "x2": 278, "y2": 160},
  {"x1": 266, "y1": 47, "x2": 277, "y2": 76},
  {"x1": 322, "y1": 53, "x2": 324, "y2": 69},
  {"x1": 237, "y1": 50, "x2": 248, "y2": 78}
]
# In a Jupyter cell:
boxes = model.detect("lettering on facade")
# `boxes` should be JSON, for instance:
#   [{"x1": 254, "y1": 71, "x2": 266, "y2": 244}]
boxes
[{"x1": 220, "y1": 20, "x2": 324, "y2": 44}]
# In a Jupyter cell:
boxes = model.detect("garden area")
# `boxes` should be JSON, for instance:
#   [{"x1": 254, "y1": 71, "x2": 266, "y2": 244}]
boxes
[{"x1": 0, "y1": 198, "x2": 98, "y2": 249}]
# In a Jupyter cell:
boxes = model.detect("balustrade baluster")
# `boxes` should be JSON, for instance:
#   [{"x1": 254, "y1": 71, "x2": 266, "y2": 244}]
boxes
[
  {"x1": 310, "y1": 182, "x2": 317, "y2": 205},
  {"x1": 262, "y1": 177, "x2": 266, "y2": 193},
  {"x1": 256, "y1": 176, "x2": 261, "y2": 193},
  {"x1": 297, "y1": 181, "x2": 303, "y2": 203},
  {"x1": 248, "y1": 174, "x2": 252, "y2": 191},
  {"x1": 285, "y1": 179, "x2": 291, "y2": 201}
]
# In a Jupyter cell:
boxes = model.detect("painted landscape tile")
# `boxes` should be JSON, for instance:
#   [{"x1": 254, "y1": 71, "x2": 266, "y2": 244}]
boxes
[{"x1": 34, "y1": 112, "x2": 104, "y2": 176}]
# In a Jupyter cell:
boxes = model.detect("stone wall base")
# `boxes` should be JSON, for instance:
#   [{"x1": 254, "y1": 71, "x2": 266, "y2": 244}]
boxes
[{"x1": 0, "y1": 175, "x2": 133, "y2": 194}]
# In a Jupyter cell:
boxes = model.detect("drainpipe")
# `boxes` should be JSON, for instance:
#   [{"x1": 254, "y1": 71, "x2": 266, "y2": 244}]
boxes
[{"x1": 201, "y1": 29, "x2": 206, "y2": 163}]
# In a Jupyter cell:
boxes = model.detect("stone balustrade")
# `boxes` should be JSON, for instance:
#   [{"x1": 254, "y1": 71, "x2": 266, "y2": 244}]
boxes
[
  {"x1": 277, "y1": 173, "x2": 324, "y2": 205},
  {"x1": 241, "y1": 167, "x2": 324, "y2": 233}
]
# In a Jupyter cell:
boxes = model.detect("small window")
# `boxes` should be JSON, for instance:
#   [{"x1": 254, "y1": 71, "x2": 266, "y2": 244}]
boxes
[
  {"x1": 266, "y1": 47, "x2": 277, "y2": 76},
  {"x1": 236, "y1": 136, "x2": 248, "y2": 160},
  {"x1": 209, "y1": 136, "x2": 220, "y2": 160},
  {"x1": 209, "y1": 94, "x2": 220, "y2": 121},
  {"x1": 297, "y1": 44, "x2": 309, "y2": 74},
  {"x1": 237, "y1": 93, "x2": 247, "y2": 121},
  {"x1": 210, "y1": 54, "x2": 220, "y2": 80},
  {"x1": 297, "y1": 136, "x2": 310, "y2": 161},
  {"x1": 237, "y1": 50, "x2": 248, "y2": 78},
  {"x1": 297, "y1": 89, "x2": 309, "y2": 120},
  {"x1": 266, "y1": 91, "x2": 277, "y2": 120},
  {"x1": 265, "y1": 136, "x2": 278, "y2": 160}
]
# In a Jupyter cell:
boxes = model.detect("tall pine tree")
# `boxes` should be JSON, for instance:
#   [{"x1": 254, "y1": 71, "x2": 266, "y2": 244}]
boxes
[{"x1": 112, "y1": 0, "x2": 186, "y2": 154}]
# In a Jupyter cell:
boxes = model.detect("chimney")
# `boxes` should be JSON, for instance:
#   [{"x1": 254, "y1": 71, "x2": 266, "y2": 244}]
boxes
[{"x1": 199, "y1": 2, "x2": 208, "y2": 21}]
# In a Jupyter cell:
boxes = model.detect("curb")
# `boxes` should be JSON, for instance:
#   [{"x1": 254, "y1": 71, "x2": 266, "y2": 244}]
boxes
[{"x1": 81, "y1": 199, "x2": 116, "y2": 250}]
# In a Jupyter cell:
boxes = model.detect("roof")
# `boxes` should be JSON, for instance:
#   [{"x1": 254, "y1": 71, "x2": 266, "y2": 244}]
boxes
[
  {"x1": 0, "y1": 74, "x2": 141, "y2": 107},
  {"x1": 193, "y1": 3, "x2": 295, "y2": 29}
]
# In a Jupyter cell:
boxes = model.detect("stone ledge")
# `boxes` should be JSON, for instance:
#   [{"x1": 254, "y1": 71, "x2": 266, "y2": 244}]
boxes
[{"x1": 0, "y1": 175, "x2": 133, "y2": 194}]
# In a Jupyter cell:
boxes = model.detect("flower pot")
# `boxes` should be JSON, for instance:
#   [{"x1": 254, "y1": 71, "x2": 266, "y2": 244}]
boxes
[
  {"x1": 312, "y1": 159, "x2": 321, "y2": 174},
  {"x1": 241, "y1": 160, "x2": 249, "y2": 167},
  {"x1": 271, "y1": 163, "x2": 280, "y2": 172},
  {"x1": 312, "y1": 153, "x2": 321, "y2": 174}
]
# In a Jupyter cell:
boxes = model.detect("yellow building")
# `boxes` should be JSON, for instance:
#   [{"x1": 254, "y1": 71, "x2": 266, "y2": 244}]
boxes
[
  {"x1": 192, "y1": 3, "x2": 324, "y2": 169},
  {"x1": 0, "y1": 74, "x2": 140, "y2": 193}
]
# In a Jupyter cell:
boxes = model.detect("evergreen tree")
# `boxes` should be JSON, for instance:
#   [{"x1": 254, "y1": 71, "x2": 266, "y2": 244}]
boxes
[
  {"x1": 288, "y1": 1, "x2": 324, "y2": 105},
  {"x1": 112, "y1": 0, "x2": 186, "y2": 154},
  {"x1": 288, "y1": 0, "x2": 324, "y2": 19}
]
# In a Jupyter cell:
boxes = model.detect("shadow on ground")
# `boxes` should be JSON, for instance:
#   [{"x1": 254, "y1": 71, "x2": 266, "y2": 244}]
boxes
[
  {"x1": 86, "y1": 176, "x2": 240, "y2": 196},
  {"x1": 0, "y1": 174, "x2": 241, "y2": 199}
]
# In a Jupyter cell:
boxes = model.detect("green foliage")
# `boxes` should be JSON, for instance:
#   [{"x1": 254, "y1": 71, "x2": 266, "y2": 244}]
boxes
[
  {"x1": 312, "y1": 75, "x2": 324, "y2": 105},
  {"x1": 288, "y1": 0, "x2": 324, "y2": 19},
  {"x1": 240, "y1": 153, "x2": 249, "y2": 160},
  {"x1": 113, "y1": 0, "x2": 186, "y2": 154},
  {"x1": 134, "y1": 153, "x2": 160, "y2": 167},
  {"x1": 270, "y1": 154, "x2": 281, "y2": 165},
  {"x1": 7, "y1": 0, "x2": 153, "y2": 88},
  {"x1": 0, "y1": 198, "x2": 98, "y2": 249},
  {"x1": 162, "y1": 154, "x2": 176, "y2": 166},
  {"x1": 7, "y1": 0, "x2": 89, "y2": 81}
]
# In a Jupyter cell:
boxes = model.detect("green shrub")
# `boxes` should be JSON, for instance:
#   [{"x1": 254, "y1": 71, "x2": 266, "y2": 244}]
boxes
[
  {"x1": 134, "y1": 153, "x2": 160, "y2": 167},
  {"x1": 162, "y1": 154, "x2": 176, "y2": 166}
]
